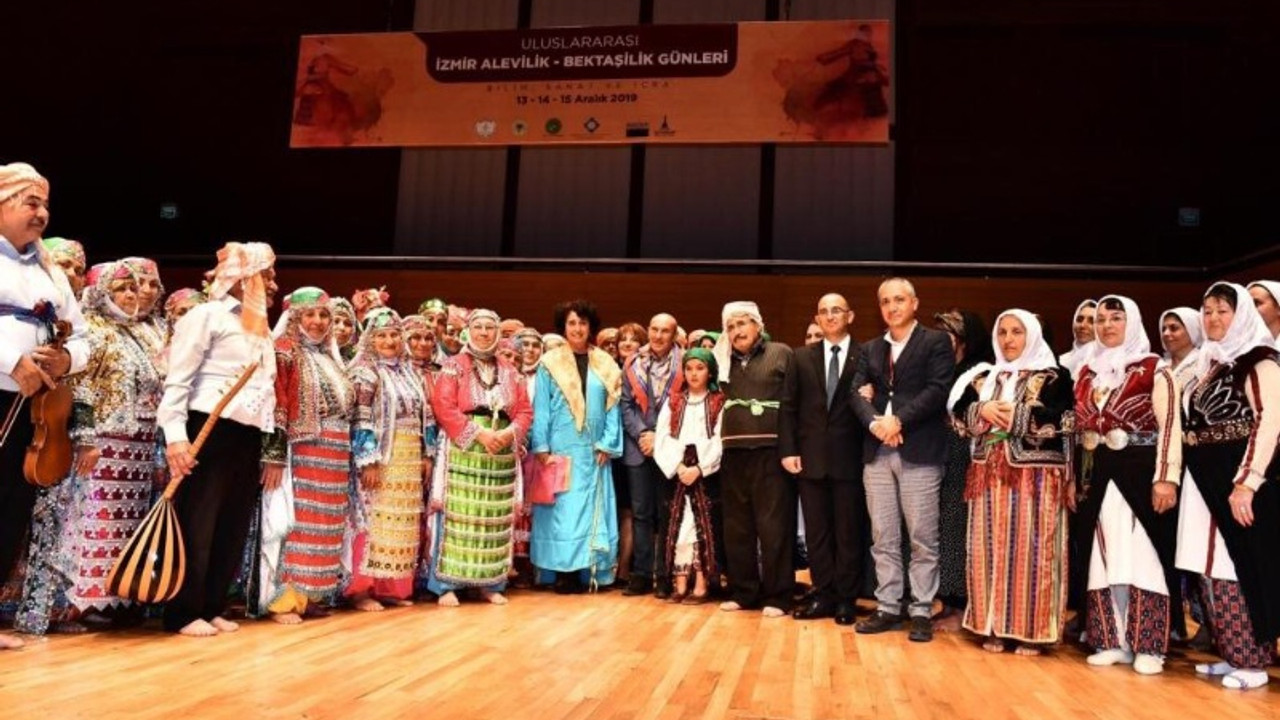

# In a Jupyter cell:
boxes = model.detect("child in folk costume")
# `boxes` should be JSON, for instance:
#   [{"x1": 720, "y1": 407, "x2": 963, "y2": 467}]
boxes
[
  {"x1": 653, "y1": 348, "x2": 724, "y2": 604},
  {"x1": 257, "y1": 287, "x2": 355, "y2": 624},
  {"x1": 345, "y1": 308, "x2": 433, "y2": 611}
]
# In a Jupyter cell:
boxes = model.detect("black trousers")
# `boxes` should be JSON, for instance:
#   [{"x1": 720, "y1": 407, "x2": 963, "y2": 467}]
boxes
[
  {"x1": 162, "y1": 412, "x2": 262, "y2": 632},
  {"x1": 628, "y1": 458, "x2": 674, "y2": 583},
  {"x1": 722, "y1": 447, "x2": 796, "y2": 610},
  {"x1": 0, "y1": 391, "x2": 38, "y2": 584},
  {"x1": 797, "y1": 474, "x2": 868, "y2": 604}
]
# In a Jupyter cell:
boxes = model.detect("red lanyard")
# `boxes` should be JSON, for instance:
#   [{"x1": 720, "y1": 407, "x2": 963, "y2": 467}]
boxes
[{"x1": 886, "y1": 344, "x2": 895, "y2": 389}]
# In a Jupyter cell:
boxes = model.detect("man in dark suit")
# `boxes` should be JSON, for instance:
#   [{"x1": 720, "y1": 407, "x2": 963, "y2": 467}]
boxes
[
  {"x1": 850, "y1": 278, "x2": 954, "y2": 642},
  {"x1": 780, "y1": 293, "x2": 868, "y2": 626}
]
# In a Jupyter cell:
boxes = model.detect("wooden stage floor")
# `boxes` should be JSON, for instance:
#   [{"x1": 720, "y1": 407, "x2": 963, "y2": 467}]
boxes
[{"x1": 1, "y1": 589, "x2": 1276, "y2": 720}]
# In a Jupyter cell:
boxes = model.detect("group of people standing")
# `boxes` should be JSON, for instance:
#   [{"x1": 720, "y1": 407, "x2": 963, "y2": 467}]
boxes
[{"x1": 2, "y1": 161, "x2": 1278, "y2": 692}]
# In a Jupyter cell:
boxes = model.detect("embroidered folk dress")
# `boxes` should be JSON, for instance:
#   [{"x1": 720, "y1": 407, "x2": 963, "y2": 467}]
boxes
[
  {"x1": 65, "y1": 308, "x2": 164, "y2": 613},
  {"x1": 1076, "y1": 357, "x2": 1182, "y2": 657},
  {"x1": 345, "y1": 355, "x2": 429, "y2": 601},
  {"x1": 426, "y1": 352, "x2": 532, "y2": 593},
  {"x1": 258, "y1": 333, "x2": 355, "y2": 614},
  {"x1": 951, "y1": 367, "x2": 1073, "y2": 644},
  {"x1": 653, "y1": 390, "x2": 724, "y2": 583},
  {"x1": 1176, "y1": 346, "x2": 1280, "y2": 669}
]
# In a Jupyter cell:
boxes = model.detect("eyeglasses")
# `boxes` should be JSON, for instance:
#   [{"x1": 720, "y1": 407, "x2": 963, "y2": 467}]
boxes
[{"x1": 816, "y1": 307, "x2": 850, "y2": 317}]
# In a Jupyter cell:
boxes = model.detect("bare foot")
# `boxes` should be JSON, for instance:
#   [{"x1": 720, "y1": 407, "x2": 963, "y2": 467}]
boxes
[
  {"x1": 438, "y1": 592, "x2": 460, "y2": 607},
  {"x1": 0, "y1": 632, "x2": 26, "y2": 650},
  {"x1": 384, "y1": 598, "x2": 413, "y2": 607},
  {"x1": 354, "y1": 597, "x2": 385, "y2": 612},
  {"x1": 483, "y1": 591, "x2": 508, "y2": 605},
  {"x1": 271, "y1": 612, "x2": 304, "y2": 625},
  {"x1": 1013, "y1": 644, "x2": 1042, "y2": 657},
  {"x1": 692, "y1": 573, "x2": 708, "y2": 598},
  {"x1": 178, "y1": 619, "x2": 219, "y2": 637},
  {"x1": 209, "y1": 617, "x2": 240, "y2": 633},
  {"x1": 982, "y1": 638, "x2": 1006, "y2": 653}
]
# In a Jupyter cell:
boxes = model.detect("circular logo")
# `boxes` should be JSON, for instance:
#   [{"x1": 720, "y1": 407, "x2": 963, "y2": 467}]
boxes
[
  {"x1": 513, "y1": 120, "x2": 528, "y2": 136},
  {"x1": 545, "y1": 118, "x2": 563, "y2": 135}
]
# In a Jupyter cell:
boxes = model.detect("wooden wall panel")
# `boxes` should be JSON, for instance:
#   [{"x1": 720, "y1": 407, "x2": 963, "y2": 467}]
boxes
[{"x1": 158, "y1": 264, "x2": 1213, "y2": 354}]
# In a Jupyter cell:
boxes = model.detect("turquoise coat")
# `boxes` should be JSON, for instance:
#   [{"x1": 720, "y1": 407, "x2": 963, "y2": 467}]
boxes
[{"x1": 529, "y1": 349, "x2": 622, "y2": 584}]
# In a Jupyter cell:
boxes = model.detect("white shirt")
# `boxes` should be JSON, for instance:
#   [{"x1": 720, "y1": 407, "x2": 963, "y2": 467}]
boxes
[
  {"x1": 157, "y1": 296, "x2": 277, "y2": 442},
  {"x1": 881, "y1": 321, "x2": 917, "y2": 416},
  {"x1": 0, "y1": 236, "x2": 89, "y2": 391},
  {"x1": 821, "y1": 334, "x2": 852, "y2": 394}
]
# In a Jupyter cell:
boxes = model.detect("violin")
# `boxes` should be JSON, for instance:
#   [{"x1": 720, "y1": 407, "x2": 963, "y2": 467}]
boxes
[{"x1": 24, "y1": 320, "x2": 74, "y2": 487}]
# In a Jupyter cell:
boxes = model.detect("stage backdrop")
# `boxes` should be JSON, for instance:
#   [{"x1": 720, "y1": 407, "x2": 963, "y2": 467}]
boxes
[{"x1": 290, "y1": 20, "x2": 890, "y2": 148}]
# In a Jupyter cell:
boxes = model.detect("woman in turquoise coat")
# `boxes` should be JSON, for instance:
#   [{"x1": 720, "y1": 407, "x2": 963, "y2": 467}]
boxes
[{"x1": 530, "y1": 300, "x2": 624, "y2": 594}]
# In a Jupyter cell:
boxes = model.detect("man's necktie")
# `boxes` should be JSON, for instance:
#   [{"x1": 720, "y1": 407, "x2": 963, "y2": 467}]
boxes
[{"x1": 827, "y1": 345, "x2": 841, "y2": 408}]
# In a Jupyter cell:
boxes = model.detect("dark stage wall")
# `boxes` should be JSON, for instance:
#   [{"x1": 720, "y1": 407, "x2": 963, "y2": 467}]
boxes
[{"x1": 2, "y1": 1, "x2": 1274, "y2": 267}]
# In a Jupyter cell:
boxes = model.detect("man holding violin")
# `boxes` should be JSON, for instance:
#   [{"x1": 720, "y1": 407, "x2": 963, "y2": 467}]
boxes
[{"x1": 0, "y1": 162, "x2": 89, "y2": 650}]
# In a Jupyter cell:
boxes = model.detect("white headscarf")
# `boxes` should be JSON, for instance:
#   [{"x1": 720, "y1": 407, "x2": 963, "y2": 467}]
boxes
[
  {"x1": 977, "y1": 309, "x2": 1059, "y2": 402},
  {"x1": 1084, "y1": 295, "x2": 1157, "y2": 391},
  {"x1": 1158, "y1": 306, "x2": 1203, "y2": 366},
  {"x1": 1195, "y1": 282, "x2": 1276, "y2": 377},
  {"x1": 1058, "y1": 299, "x2": 1097, "y2": 379},
  {"x1": 1247, "y1": 280, "x2": 1280, "y2": 345},
  {"x1": 713, "y1": 301, "x2": 764, "y2": 384}
]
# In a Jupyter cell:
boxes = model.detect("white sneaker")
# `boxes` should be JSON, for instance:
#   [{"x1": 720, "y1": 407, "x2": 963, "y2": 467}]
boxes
[
  {"x1": 1194, "y1": 661, "x2": 1235, "y2": 676},
  {"x1": 1132, "y1": 654, "x2": 1164, "y2": 675},
  {"x1": 1222, "y1": 669, "x2": 1270, "y2": 690},
  {"x1": 719, "y1": 601, "x2": 743, "y2": 612},
  {"x1": 761, "y1": 606, "x2": 786, "y2": 619},
  {"x1": 1086, "y1": 648, "x2": 1134, "y2": 666}
]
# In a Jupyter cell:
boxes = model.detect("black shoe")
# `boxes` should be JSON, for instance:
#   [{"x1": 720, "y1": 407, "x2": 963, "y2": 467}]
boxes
[
  {"x1": 554, "y1": 572, "x2": 585, "y2": 595},
  {"x1": 795, "y1": 585, "x2": 819, "y2": 603},
  {"x1": 622, "y1": 576, "x2": 653, "y2": 596},
  {"x1": 855, "y1": 610, "x2": 905, "y2": 634},
  {"x1": 792, "y1": 599, "x2": 836, "y2": 620},
  {"x1": 654, "y1": 583, "x2": 673, "y2": 601},
  {"x1": 834, "y1": 602, "x2": 857, "y2": 626},
  {"x1": 908, "y1": 615, "x2": 934, "y2": 643}
]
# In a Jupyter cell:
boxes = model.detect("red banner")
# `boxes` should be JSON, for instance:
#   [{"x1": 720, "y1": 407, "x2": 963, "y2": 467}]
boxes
[{"x1": 290, "y1": 21, "x2": 890, "y2": 147}]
